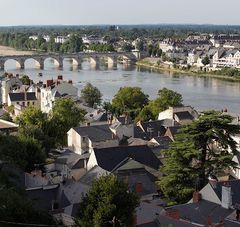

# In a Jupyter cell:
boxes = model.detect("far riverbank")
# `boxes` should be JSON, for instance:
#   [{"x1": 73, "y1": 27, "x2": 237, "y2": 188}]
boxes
[
  {"x1": 137, "y1": 58, "x2": 240, "y2": 83},
  {"x1": 0, "y1": 45, "x2": 34, "y2": 56}
]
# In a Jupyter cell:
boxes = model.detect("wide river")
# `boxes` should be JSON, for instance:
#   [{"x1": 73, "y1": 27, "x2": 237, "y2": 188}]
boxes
[{"x1": 2, "y1": 59, "x2": 240, "y2": 113}]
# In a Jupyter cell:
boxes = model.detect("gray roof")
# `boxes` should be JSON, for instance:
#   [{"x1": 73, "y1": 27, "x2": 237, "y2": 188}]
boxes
[
  {"x1": 73, "y1": 124, "x2": 115, "y2": 142},
  {"x1": 94, "y1": 145, "x2": 161, "y2": 172},
  {"x1": 166, "y1": 200, "x2": 232, "y2": 225},
  {"x1": 152, "y1": 136, "x2": 172, "y2": 148},
  {"x1": 174, "y1": 111, "x2": 194, "y2": 121},
  {"x1": 8, "y1": 92, "x2": 37, "y2": 102}
]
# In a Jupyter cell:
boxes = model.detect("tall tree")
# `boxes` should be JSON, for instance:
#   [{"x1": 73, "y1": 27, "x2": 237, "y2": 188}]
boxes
[
  {"x1": 81, "y1": 83, "x2": 102, "y2": 108},
  {"x1": 112, "y1": 86, "x2": 149, "y2": 118},
  {"x1": 159, "y1": 111, "x2": 240, "y2": 203},
  {"x1": 49, "y1": 98, "x2": 86, "y2": 146},
  {"x1": 75, "y1": 175, "x2": 139, "y2": 227}
]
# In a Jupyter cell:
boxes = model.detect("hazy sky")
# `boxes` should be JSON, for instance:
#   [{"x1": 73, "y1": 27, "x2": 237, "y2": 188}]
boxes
[{"x1": 0, "y1": 0, "x2": 239, "y2": 26}]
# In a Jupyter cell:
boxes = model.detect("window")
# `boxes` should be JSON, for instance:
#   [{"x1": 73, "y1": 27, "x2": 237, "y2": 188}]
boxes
[
  {"x1": 22, "y1": 102, "x2": 25, "y2": 106},
  {"x1": 16, "y1": 102, "x2": 19, "y2": 104},
  {"x1": 32, "y1": 102, "x2": 35, "y2": 105},
  {"x1": 27, "y1": 102, "x2": 30, "y2": 106}
]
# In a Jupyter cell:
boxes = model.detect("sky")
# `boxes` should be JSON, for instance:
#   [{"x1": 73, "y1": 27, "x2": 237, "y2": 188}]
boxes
[{"x1": 0, "y1": 0, "x2": 239, "y2": 26}]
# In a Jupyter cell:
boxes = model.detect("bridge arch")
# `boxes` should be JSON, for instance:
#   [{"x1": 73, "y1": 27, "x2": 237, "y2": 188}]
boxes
[
  {"x1": 4, "y1": 59, "x2": 24, "y2": 70},
  {"x1": 63, "y1": 57, "x2": 81, "y2": 66},
  {"x1": 24, "y1": 57, "x2": 42, "y2": 69},
  {"x1": 44, "y1": 56, "x2": 62, "y2": 68}
]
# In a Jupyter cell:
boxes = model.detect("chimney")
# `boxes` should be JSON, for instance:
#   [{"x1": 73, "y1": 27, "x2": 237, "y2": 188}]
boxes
[
  {"x1": 221, "y1": 182, "x2": 232, "y2": 209},
  {"x1": 193, "y1": 191, "x2": 201, "y2": 203},
  {"x1": 46, "y1": 79, "x2": 53, "y2": 87},
  {"x1": 57, "y1": 75, "x2": 63, "y2": 80},
  {"x1": 135, "y1": 183, "x2": 142, "y2": 193},
  {"x1": 165, "y1": 209, "x2": 180, "y2": 220}
]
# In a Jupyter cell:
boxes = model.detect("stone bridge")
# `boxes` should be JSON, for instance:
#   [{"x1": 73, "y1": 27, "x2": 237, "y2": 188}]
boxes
[{"x1": 0, "y1": 51, "x2": 141, "y2": 70}]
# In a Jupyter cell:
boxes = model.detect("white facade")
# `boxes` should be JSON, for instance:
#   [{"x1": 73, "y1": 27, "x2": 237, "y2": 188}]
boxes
[
  {"x1": 67, "y1": 128, "x2": 119, "y2": 155},
  {"x1": 40, "y1": 81, "x2": 78, "y2": 113},
  {"x1": 158, "y1": 106, "x2": 197, "y2": 122},
  {"x1": 54, "y1": 36, "x2": 69, "y2": 44},
  {"x1": 1, "y1": 76, "x2": 22, "y2": 104}
]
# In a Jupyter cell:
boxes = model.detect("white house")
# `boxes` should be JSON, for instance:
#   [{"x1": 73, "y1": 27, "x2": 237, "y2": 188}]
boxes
[
  {"x1": 158, "y1": 106, "x2": 198, "y2": 125},
  {"x1": 1, "y1": 74, "x2": 22, "y2": 105},
  {"x1": 40, "y1": 76, "x2": 78, "y2": 113},
  {"x1": 67, "y1": 124, "x2": 119, "y2": 155}
]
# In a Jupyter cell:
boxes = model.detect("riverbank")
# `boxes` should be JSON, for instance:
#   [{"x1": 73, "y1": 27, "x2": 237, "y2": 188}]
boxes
[
  {"x1": 137, "y1": 58, "x2": 240, "y2": 82},
  {"x1": 0, "y1": 45, "x2": 34, "y2": 56}
]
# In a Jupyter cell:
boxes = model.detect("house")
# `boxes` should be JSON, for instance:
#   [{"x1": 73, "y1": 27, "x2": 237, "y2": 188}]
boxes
[
  {"x1": 158, "y1": 106, "x2": 198, "y2": 125},
  {"x1": 134, "y1": 120, "x2": 177, "y2": 141},
  {"x1": 162, "y1": 180, "x2": 240, "y2": 226},
  {"x1": 7, "y1": 91, "x2": 38, "y2": 116},
  {"x1": 67, "y1": 124, "x2": 119, "y2": 155},
  {"x1": 164, "y1": 125, "x2": 182, "y2": 141},
  {"x1": 1, "y1": 74, "x2": 22, "y2": 104},
  {"x1": 45, "y1": 149, "x2": 89, "y2": 183},
  {"x1": 87, "y1": 145, "x2": 161, "y2": 172},
  {"x1": 40, "y1": 76, "x2": 78, "y2": 113}
]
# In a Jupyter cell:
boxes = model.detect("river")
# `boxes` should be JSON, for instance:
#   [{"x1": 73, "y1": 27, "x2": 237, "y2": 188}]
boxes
[{"x1": 2, "y1": 58, "x2": 240, "y2": 113}]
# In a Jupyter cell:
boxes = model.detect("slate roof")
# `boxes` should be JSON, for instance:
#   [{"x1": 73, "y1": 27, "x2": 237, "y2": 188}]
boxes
[
  {"x1": 174, "y1": 111, "x2": 194, "y2": 121},
  {"x1": 210, "y1": 179, "x2": 240, "y2": 206},
  {"x1": 166, "y1": 200, "x2": 232, "y2": 226},
  {"x1": 152, "y1": 136, "x2": 172, "y2": 148},
  {"x1": 9, "y1": 92, "x2": 37, "y2": 102},
  {"x1": 93, "y1": 145, "x2": 161, "y2": 172},
  {"x1": 73, "y1": 124, "x2": 115, "y2": 142}
]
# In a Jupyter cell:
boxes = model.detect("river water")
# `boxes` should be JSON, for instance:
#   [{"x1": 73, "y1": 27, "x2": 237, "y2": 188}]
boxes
[{"x1": 2, "y1": 59, "x2": 240, "y2": 113}]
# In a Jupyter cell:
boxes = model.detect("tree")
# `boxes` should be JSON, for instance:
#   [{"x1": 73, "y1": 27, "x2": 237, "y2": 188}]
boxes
[
  {"x1": 16, "y1": 106, "x2": 47, "y2": 129},
  {"x1": 20, "y1": 75, "x2": 31, "y2": 85},
  {"x1": 0, "y1": 112, "x2": 13, "y2": 122},
  {"x1": 202, "y1": 56, "x2": 210, "y2": 66},
  {"x1": 150, "y1": 88, "x2": 183, "y2": 118},
  {"x1": 112, "y1": 87, "x2": 149, "y2": 119},
  {"x1": 75, "y1": 175, "x2": 139, "y2": 227},
  {"x1": 49, "y1": 98, "x2": 86, "y2": 146},
  {"x1": 81, "y1": 83, "x2": 102, "y2": 108},
  {"x1": 135, "y1": 105, "x2": 154, "y2": 122},
  {"x1": 0, "y1": 187, "x2": 56, "y2": 226},
  {"x1": 0, "y1": 134, "x2": 46, "y2": 172},
  {"x1": 159, "y1": 111, "x2": 240, "y2": 203}
]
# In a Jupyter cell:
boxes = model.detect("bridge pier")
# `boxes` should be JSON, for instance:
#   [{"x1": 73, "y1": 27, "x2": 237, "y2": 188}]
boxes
[
  {"x1": 107, "y1": 56, "x2": 117, "y2": 69},
  {"x1": 0, "y1": 60, "x2": 4, "y2": 70},
  {"x1": 16, "y1": 59, "x2": 25, "y2": 69},
  {"x1": 90, "y1": 57, "x2": 100, "y2": 68}
]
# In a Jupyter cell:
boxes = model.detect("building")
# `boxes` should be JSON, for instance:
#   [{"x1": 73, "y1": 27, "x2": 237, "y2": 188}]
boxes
[
  {"x1": 158, "y1": 106, "x2": 198, "y2": 125},
  {"x1": 40, "y1": 76, "x2": 78, "y2": 113},
  {"x1": 1, "y1": 74, "x2": 22, "y2": 104},
  {"x1": 67, "y1": 124, "x2": 119, "y2": 155}
]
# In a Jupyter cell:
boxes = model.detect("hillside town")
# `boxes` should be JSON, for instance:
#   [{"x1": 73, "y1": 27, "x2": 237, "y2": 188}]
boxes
[{"x1": 1, "y1": 72, "x2": 240, "y2": 226}]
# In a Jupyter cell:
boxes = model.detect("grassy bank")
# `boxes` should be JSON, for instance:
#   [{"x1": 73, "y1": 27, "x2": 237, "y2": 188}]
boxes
[{"x1": 137, "y1": 59, "x2": 240, "y2": 82}]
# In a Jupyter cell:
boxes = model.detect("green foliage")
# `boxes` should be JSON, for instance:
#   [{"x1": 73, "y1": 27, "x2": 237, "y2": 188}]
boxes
[
  {"x1": 88, "y1": 43, "x2": 115, "y2": 52},
  {"x1": 16, "y1": 106, "x2": 47, "y2": 129},
  {"x1": 20, "y1": 75, "x2": 31, "y2": 85},
  {"x1": 121, "y1": 42, "x2": 134, "y2": 52},
  {"x1": 135, "y1": 105, "x2": 155, "y2": 122},
  {"x1": 0, "y1": 112, "x2": 13, "y2": 122},
  {"x1": 0, "y1": 187, "x2": 56, "y2": 226},
  {"x1": 201, "y1": 56, "x2": 210, "y2": 66},
  {"x1": 81, "y1": 83, "x2": 102, "y2": 108},
  {"x1": 159, "y1": 111, "x2": 240, "y2": 203},
  {"x1": 49, "y1": 98, "x2": 86, "y2": 146},
  {"x1": 112, "y1": 86, "x2": 149, "y2": 118},
  {"x1": 0, "y1": 134, "x2": 46, "y2": 172},
  {"x1": 75, "y1": 175, "x2": 139, "y2": 227},
  {"x1": 212, "y1": 67, "x2": 240, "y2": 77}
]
